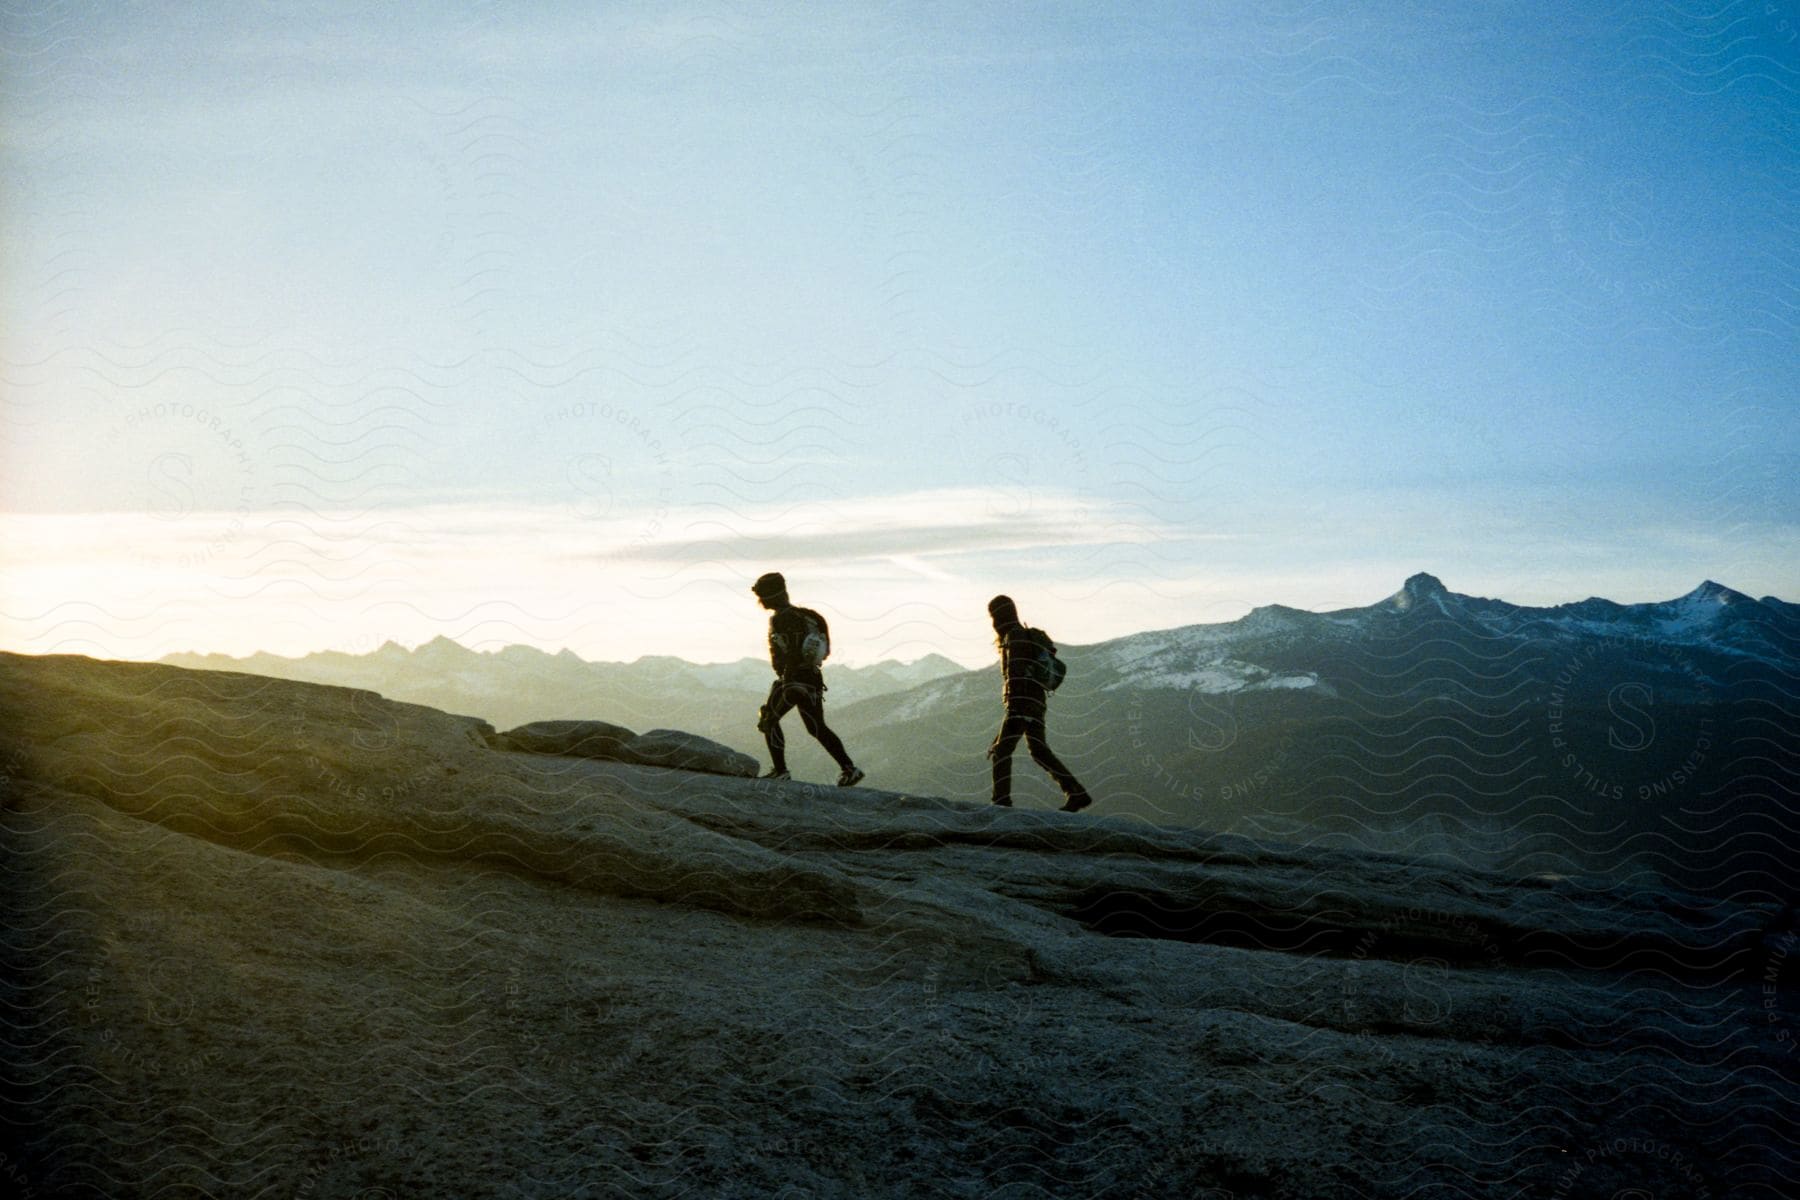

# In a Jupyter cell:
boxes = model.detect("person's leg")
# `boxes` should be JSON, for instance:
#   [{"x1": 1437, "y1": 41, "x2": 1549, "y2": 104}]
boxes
[
  {"x1": 989, "y1": 711, "x2": 1028, "y2": 806},
  {"x1": 1024, "y1": 717, "x2": 1091, "y2": 809},
  {"x1": 794, "y1": 688, "x2": 854, "y2": 770},
  {"x1": 759, "y1": 680, "x2": 797, "y2": 773}
]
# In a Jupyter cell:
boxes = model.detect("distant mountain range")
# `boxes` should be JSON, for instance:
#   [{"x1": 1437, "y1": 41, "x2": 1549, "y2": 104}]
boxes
[
  {"x1": 158, "y1": 639, "x2": 966, "y2": 753},
  {"x1": 162, "y1": 574, "x2": 1800, "y2": 897}
]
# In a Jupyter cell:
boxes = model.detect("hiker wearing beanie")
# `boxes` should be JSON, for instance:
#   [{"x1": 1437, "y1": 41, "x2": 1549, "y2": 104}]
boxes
[
  {"x1": 751, "y1": 572, "x2": 865, "y2": 787},
  {"x1": 987, "y1": 595, "x2": 1092, "y2": 812}
]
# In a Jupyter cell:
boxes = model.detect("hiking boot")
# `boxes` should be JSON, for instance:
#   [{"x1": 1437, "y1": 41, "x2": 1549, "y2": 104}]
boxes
[
  {"x1": 837, "y1": 765, "x2": 865, "y2": 788},
  {"x1": 762, "y1": 768, "x2": 792, "y2": 781},
  {"x1": 1059, "y1": 791, "x2": 1093, "y2": 813}
]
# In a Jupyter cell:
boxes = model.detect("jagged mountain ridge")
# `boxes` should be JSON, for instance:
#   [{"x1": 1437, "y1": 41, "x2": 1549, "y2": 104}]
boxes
[
  {"x1": 1086, "y1": 572, "x2": 1797, "y2": 672},
  {"x1": 830, "y1": 575, "x2": 1798, "y2": 899}
]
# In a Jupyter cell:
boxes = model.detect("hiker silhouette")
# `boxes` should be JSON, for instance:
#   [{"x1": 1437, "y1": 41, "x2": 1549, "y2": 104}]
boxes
[
  {"x1": 751, "y1": 572, "x2": 864, "y2": 788},
  {"x1": 987, "y1": 595, "x2": 1092, "y2": 812}
]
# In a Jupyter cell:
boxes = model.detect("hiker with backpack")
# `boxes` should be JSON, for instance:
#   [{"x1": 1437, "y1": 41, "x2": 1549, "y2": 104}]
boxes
[
  {"x1": 987, "y1": 594, "x2": 1093, "y2": 812},
  {"x1": 751, "y1": 572, "x2": 865, "y2": 787}
]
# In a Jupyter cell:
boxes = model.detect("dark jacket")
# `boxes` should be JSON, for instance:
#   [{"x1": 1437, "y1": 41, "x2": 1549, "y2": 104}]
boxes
[
  {"x1": 997, "y1": 624, "x2": 1052, "y2": 708},
  {"x1": 768, "y1": 604, "x2": 827, "y2": 683}
]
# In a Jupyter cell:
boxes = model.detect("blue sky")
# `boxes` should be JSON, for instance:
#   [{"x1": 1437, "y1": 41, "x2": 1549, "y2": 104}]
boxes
[{"x1": 2, "y1": 2, "x2": 1795, "y2": 665}]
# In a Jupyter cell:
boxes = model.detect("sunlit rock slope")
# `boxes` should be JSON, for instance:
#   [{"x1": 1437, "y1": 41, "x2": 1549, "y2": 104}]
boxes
[{"x1": 1, "y1": 652, "x2": 1793, "y2": 1198}]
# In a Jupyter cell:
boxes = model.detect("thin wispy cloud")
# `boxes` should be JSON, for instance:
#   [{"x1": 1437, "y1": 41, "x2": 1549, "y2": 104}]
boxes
[{"x1": 618, "y1": 488, "x2": 1198, "y2": 565}]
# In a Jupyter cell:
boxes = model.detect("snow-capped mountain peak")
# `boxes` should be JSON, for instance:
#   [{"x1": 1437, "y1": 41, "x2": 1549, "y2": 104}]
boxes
[
  {"x1": 1677, "y1": 580, "x2": 1747, "y2": 608},
  {"x1": 1649, "y1": 579, "x2": 1754, "y2": 638},
  {"x1": 1386, "y1": 572, "x2": 1452, "y2": 614}
]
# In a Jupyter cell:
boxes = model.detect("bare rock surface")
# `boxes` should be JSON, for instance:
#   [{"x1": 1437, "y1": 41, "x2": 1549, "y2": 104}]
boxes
[
  {"x1": 0, "y1": 651, "x2": 1792, "y2": 1198},
  {"x1": 617, "y1": 727, "x2": 760, "y2": 778},
  {"x1": 493, "y1": 720, "x2": 760, "y2": 780},
  {"x1": 493, "y1": 719, "x2": 639, "y2": 759}
]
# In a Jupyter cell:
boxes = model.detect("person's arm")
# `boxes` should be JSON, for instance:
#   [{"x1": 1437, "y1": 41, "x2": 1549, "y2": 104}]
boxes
[
  {"x1": 767, "y1": 615, "x2": 786, "y2": 674},
  {"x1": 989, "y1": 631, "x2": 1014, "y2": 758}
]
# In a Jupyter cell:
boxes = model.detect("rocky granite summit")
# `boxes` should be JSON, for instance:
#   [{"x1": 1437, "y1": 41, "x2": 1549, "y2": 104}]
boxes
[{"x1": 1, "y1": 651, "x2": 1793, "y2": 1198}]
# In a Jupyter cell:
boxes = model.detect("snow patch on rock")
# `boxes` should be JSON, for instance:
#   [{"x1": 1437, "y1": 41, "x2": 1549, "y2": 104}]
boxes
[{"x1": 1105, "y1": 657, "x2": 1318, "y2": 694}]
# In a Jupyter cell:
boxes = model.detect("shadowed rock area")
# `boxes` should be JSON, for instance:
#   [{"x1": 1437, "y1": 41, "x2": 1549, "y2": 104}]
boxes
[
  {"x1": 1, "y1": 652, "x2": 1794, "y2": 1198},
  {"x1": 492, "y1": 720, "x2": 760, "y2": 778},
  {"x1": 493, "y1": 718, "x2": 640, "y2": 759}
]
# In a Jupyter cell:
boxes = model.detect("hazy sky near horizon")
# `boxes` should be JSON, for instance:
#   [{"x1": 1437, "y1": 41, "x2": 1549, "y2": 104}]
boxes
[{"x1": 3, "y1": 2, "x2": 1795, "y2": 666}]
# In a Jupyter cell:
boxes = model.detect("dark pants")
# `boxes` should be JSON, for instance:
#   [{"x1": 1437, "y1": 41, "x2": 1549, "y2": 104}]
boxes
[
  {"x1": 760, "y1": 678, "x2": 851, "y2": 772},
  {"x1": 990, "y1": 706, "x2": 1088, "y2": 806}
]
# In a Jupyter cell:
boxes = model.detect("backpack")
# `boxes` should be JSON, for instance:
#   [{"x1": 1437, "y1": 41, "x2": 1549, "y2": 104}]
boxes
[
  {"x1": 795, "y1": 608, "x2": 831, "y2": 668},
  {"x1": 1022, "y1": 627, "x2": 1067, "y2": 691}
]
